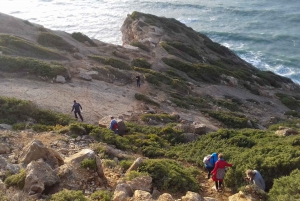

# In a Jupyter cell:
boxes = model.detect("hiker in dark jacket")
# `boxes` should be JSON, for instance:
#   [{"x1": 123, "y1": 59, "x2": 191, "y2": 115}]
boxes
[
  {"x1": 109, "y1": 116, "x2": 118, "y2": 134},
  {"x1": 136, "y1": 75, "x2": 141, "y2": 87},
  {"x1": 71, "y1": 100, "x2": 83, "y2": 121},
  {"x1": 205, "y1": 152, "x2": 218, "y2": 179}
]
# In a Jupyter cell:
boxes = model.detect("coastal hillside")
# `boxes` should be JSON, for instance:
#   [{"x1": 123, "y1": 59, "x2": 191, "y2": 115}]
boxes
[{"x1": 0, "y1": 11, "x2": 300, "y2": 201}]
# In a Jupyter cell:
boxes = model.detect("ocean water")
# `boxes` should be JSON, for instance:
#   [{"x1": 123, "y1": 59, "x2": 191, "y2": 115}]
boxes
[{"x1": 1, "y1": 0, "x2": 299, "y2": 83}]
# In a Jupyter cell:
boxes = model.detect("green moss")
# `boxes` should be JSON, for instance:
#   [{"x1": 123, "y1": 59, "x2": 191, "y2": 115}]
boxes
[
  {"x1": 130, "y1": 41, "x2": 150, "y2": 52},
  {"x1": 81, "y1": 158, "x2": 97, "y2": 170},
  {"x1": 71, "y1": 32, "x2": 97, "y2": 47},
  {"x1": 0, "y1": 55, "x2": 67, "y2": 77},
  {"x1": 88, "y1": 55, "x2": 131, "y2": 70},
  {"x1": 37, "y1": 32, "x2": 76, "y2": 52},
  {"x1": 90, "y1": 190, "x2": 112, "y2": 201},
  {"x1": 0, "y1": 34, "x2": 65, "y2": 60},
  {"x1": 135, "y1": 93, "x2": 160, "y2": 107},
  {"x1": 131, "y1": 58, "x2": 151, "y2": 69},
  {"x1": 48, "y1": 189, "x2": 88, "y2": 201},
  {"x1": 4, "y1": 169, "x2": 26, "y2": 189},
  {"x1": 138, "y1": 159, "x2": 199, "y2": 193}
]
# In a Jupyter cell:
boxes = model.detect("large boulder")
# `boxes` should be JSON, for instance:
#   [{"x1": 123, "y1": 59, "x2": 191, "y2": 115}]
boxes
[
  {"x1": 55, "y1": 75, "x2": 66, "y2": 83},
  {"x1": 157, "y1": 193, "x2": 175, "y2": 201},
  {"x1": 24, "y1": 160, "x2": 59, "y2": 196},
  {"x1": 112, "y1": 183, "x2": 133, "y2": 201},
  {"x1": 126, "y1": 157, "x2": 143, "y2": 173},
  {"x1": 275, "y1": 127, "x2": 298, "y2": 136},
  {"x1": 0, "y1": 142, "x2": 10, "y2": 154},
  {"x1": 19, "y1": 140, "x2": 64, "y2": 168},
  {"x1": 127, "y1": 176, "x2": 152, "y2": 192},
  {"x1": 117, "y1": 119, "x2": 127, "y2": 136},
  {"x1": 192, "y1": 122, "x2": 207, "y2": 135},
  {"x1": 228, "y1": 191, "x2": 257, "y2": 201},
  {"x1": 181, "y1": 191, "x2": 205, "y2": 201},
  {"x1": 131, "y1": 190, "x2": 154, "y2": 201}
]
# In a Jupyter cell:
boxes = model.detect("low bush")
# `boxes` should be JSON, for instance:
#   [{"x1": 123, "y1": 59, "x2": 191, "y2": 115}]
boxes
[
  {"x1": 164, "y1": 41, "x2": 202, "y2": 60},
  {"x1": 103, "y1": 159, "x2": 117, "y2": 168},
  {"x1": 37, "y1": 32, "x2": 76, "y2": 52},
  {"x1": 216, "y1": 99, "x2": 240, "y2": 111},
  {"x1": 268, "y1": 169, "x2": 300, "y2": 201},
  {"x1": 90, "y1": 190, "x2": 112, "y2": 201},
  {"x1": 138, "y1": 159, "x2": 199, "y2": 193},
  {"x1": 134, "y1": 93, "x2": 160, "y2": 107},
  {"x1": 0, "y1": 34, "x2": 65, "y2": 60},
  {"x1": 81, "y1": 158, "x2": 97, "y2": 170},
  {"x1": 69, "y1": 123, "x2": 87, "y2": 135},
  {"x1": 239, "y1": 185, "x2": 268, "y2": 201},
  {"x1": 141, "y1": 113, "x2": 178, "y2": 123},
  {"x1": 88, "y1": 55, "x2": 131, "y2": 70},
  {"x1": 48, "y1": 189, "x2": 88, "y2": 201},
  {"x1": 0, "y1": 55, "x2": 67, "y2": 77},
  {"x1": 284, "y1": 110, "x2": 300, "y2": 118},
  {"x1": 71, "y1": 32, "x2": 97, "y2": 47},
  {"x1": 125, "y1": 170, "x2": 149, "y2": 181},
  {"x1": 131, "y1": 58, "x2": 151, "y2": 69},
  {"x1": 206, "y1": 110, "x2": 249, "y2": 128},
  {"x1": 130, "y1": 41, "x2": 150, "y2": 52},
  {"x1": 119, "y1": 160, "x2": 134, "y2": 171},
  {"x1": 4, "y1": 169, "x2": 26, "y2": 189},
  {"x1": 275, "y1": 93, "x2": 300, "y2": 111}
]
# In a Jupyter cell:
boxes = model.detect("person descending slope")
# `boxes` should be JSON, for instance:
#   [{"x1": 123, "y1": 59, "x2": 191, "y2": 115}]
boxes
[
  {"x1": 211, "y1": 153, "x2": 233, "y2": 192},
  {"x1": 204, "y1": 152, "x2": 218, "y2": 179},
  {"x1": 71, "y1": 100, "x2": 83, "y2": 121}
]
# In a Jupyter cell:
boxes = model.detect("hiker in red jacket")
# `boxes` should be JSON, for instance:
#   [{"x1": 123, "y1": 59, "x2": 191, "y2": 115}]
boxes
[{"x1": 211, "y1": 153, "x2": 233, "y2": 192}]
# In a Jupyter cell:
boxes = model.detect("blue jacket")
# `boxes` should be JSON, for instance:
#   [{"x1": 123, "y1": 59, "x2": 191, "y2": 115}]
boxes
[
  {"x1": 109, "y1": 119, "x2": 117, "y2": 130},
  {"x1": 205, "y1": 152, "x2": 218, "y2": 168}
]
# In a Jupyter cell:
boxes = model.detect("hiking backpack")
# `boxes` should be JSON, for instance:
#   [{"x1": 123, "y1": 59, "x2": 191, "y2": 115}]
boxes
[
  {"x1": 203, "y1": 155, "x2": 212, "y2": 166},
  {"x1": 112, "y1": 121, "x2": 118, "y2": 130}
]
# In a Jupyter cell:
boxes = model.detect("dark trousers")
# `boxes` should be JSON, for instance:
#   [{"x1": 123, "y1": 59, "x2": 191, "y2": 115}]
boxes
[
  {"x1": 206, "y1": 167, "x2": 214, "y2": 179},
  {"x1": 137, "y1": 80, "x2": 140, "y2": 87},
  {"x1": 215, "y1": 181, "x2": 223, "y2": 190},
  {"x1": 74, "y1": 111, "x2": 83, "y2": 121}
]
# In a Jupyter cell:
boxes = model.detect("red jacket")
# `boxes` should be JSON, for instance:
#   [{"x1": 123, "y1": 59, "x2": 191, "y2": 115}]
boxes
[{"x1": 211, "y1": 159, "x2": 232, "y2": 181}]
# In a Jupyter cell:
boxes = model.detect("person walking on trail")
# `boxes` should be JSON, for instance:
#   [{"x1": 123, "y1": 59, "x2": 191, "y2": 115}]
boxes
[
  {"x1": 136, "y1": 75, "x2": 141, "y2": 87},
  {"x1": 109, "y1": 116, "x2": 118, "y2": 134},
  {"x1": 205, "y1": 152, "x2": 219, "y2": 179},
  {"x1": 211, "y1": 153, "x2": 233, "y2": 192},
  {"x1": 244, "y1": 169, "x2": 266, "y2": 191},
  {"x1": 71, "y1": 100, "x2": 83, "y2": 121}
]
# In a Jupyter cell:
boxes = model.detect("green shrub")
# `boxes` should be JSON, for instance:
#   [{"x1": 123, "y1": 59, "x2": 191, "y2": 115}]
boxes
[
  {"x1": 131, "y1": 58, "x2": 151, "y2": 68},
  {"x1": 103, "y1": 159, "x2": 117, "y2": 168},
  {"x1": 81, "y1": 158, "x2": 97, "y2": 170},
  {"x1": 0, "y1": 34, "x2": 65, "y2": 60},
  {"x1": 269, "y1": 169, "x2": 300, "y2": 201},
  {"x1": 141, "y1": 113, "x2": 178, "y2": 123},
  {"x1": 275, "y1": 93, "x2": 300, "y2": 111},
  {"x1": 216, "y1": 99, "x2": 240, "y2": 111},
  {"x1": 37, "y1": 32, "x2": 76, "y2": 52},
  {"x1": 119, "y1": 160, "x2": 134, "y2": 171},
  {"x1": 138, "y1": 159, "x2": 199, "y2": 193},
  {"x1": 71, "y1": 32, "x2": 97, "y2": 47},
  {"x1": 130, "y1": 41, "x2": 150, "y2": 52},
  {"x1": 0, "y1": 55, "x2": 67, "y2": 77},
  {"x1": 90, "y1": 190, "x2": 112, "y2": 201},
  {"x1": 206, "y1": 110, "x2": 249, "y2": 128},
  {"x1": 12, "y1": 123, "x2": 27, "y2": 130},
  {"x1": 48, "y1": 189, "x2": 88, "y2": 201},
  {"x1": 125, "y1": 170, "x2": 149, "y2": 181},
  {"x1": 164, "y1": 41, "x2": 202, "y2": 60},
  {"x1": 256, "y1": 71, "x2": 292, "y2": 88},
  {"x1": 134, "y1": 93, "x2": 160, "y2": 107},
  {"x1": 239, "y1": 185, "x2": 268, "y2": 201},
  {"x1": 69, "y1": 123, "x2": 87, "y2": 135},
  {"x1": 31, "y1": 124, "x2": 54, "y2": 132},
  {"x1": 88, "y1": 55, "x2": 131, "y2": 70},
  {"x1": 284, "y1": 110, "x2": 300, "y2": 118},
  {"x1": 4, "y1": 169, "x2": 26, "y2": 189},
  {"x1": 158, "y1": 126, "x2": 185, "y2": 145}
]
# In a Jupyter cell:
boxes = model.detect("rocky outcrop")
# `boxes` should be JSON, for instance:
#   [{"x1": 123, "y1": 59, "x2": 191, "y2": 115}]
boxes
[
  {"x1": 181, "y1": 191, "x2": 205, "y2": 201},
  {"x1": 126, "y1": 157, "x2": 143, "y2": 173},
  {"x1": 127, "y1": 176, "x2": 152, "y2": 192},
  {"x1": 0, "y1": 155, "x2": 20, "y2": 174},
  {"x1": 24, "y1": 159, "x2": 59, "y2": 196},
  {"x1": 275, "y1": 127, "x2": 298, "y2": 136},
  {"x1": 228, "y1": 191, "x2": 257, "y2": 201},
  {"x1": 192, "y1": 122, "x2": 207, "y2": 135},
  {"x1": 112, "y1": 183, "x2": 133, "y2": 201},
  {"x1": 19, "y1": 140, "x2": 64, "y2": 168},
  {"x1": 0, "y1": 143, "x2": 10, "y2": 154}
]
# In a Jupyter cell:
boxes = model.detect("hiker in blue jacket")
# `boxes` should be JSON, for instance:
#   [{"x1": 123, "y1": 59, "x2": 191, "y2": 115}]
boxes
[
  {"x1": 71, "y1": 100, "x2": 83, "y2": 121},
  {"x1": 109, "y1": 116, "x2": 118, "y2": 134},
  {"x1": 205, "y1": 152, "x2": 219, "y2": 179}
]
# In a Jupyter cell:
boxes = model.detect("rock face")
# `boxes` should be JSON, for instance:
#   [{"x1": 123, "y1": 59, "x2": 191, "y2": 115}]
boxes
[
  {"x1": 228, "y1": 191, "x2": 257, "y2": 201},
  {"x1": 19, "y1": 140, "x2": 64, "y2": 168},
  {"x1": 0, "y1": 143, "x2": 10, "y2": 154},
  {"x1": 126, "y1": 157, "x2": 143, "y2": 173},
  {"x1": 24, "y1": 160, "x2": 59, "y2": 196},
  {"x1": 0, "y1": 155, "x2": 20, "y2": 174},
  {"x1": 112, "y1": 183, "x2": 133, "y2": 201},
  {"x1": 192, "y1": 122, "x2": 207, "y2": 135},
  {"x1": 127, "y1": 176, "x2": 152, "y2": 192}
]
